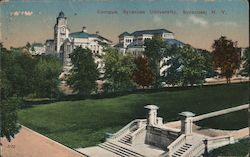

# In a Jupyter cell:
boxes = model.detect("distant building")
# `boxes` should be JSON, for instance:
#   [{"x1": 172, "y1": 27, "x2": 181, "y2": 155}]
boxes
[
  {"x1": 29, "y1": 43, "x2": 46, "y2": 55},
  {"x1": 115, "y1": 29, "x2": 186, "y2": 75},
  {"x1": 45, "y1": 11, "x2": 112, "y2": 74},
  {"x1": 115, "y1": 29, "x2": 185, "y2": 56}
]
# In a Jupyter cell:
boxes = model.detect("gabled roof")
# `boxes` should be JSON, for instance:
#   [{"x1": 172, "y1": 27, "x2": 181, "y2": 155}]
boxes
[
  {"x1": 92, "y1": 34, "x2": 112, "y2": 43},
  {"x1": 69, "y1": 31, "x2": 112, "y2": 43},
  {"x1": 69, "y1": 31, "x2": 93, "y2": 38},
  {"x1": 118, "y1": 32, "x2": 131, "y2": 38},
  {"x1": 131, "y1": 29, "x2": 172, "y2": 36}
]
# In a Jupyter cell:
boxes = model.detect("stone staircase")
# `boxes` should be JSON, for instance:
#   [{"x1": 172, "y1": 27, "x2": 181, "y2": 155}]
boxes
[
  {"x1": 171, "y1": 143, "x2": 192, "y2": 157},
  {"x1": 99, "y1": 141, "x2": 145, "y2": 157},
  {"x1": 118, "y1": 131, "x2": 132, "y2": 146}
]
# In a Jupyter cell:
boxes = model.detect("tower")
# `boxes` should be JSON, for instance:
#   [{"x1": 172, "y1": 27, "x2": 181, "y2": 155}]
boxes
[{"x1": 54, "y1": 11, "x2": 69, "y2": 54}]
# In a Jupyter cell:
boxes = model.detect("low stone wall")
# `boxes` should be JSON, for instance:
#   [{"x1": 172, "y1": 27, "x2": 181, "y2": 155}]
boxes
[{"x1": 145, "y1": 126, "x2": 180, "y2": 150}]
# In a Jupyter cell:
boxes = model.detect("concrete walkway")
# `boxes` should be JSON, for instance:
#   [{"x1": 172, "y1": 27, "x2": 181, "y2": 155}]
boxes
[{"x1": 1, "y1": 126, "x2": 86, "y2": 157}]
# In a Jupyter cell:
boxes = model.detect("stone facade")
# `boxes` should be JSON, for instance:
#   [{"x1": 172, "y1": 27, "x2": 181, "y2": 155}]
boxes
[{"x1": 45, "y1": 11, "x2": 112, "y2": 74}]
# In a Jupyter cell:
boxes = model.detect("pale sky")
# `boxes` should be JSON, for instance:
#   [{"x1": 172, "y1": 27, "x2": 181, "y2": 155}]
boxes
[{"x1": 0, "y1": 0, "x2": 249, "y2": 51}]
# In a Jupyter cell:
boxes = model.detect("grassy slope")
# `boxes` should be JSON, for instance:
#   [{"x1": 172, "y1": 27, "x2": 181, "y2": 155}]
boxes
[
  {"x1": 208, "y1": 138, "x2": 249, "y2": 157},
  {"x1": 18, "y1": 83, "x2": 249, "y2": 148}
]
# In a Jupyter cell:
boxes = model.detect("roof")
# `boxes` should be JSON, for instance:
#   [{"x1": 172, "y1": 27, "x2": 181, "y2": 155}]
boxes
[
  {"x1": 165, "y1": 39, "x2": 185, "y2": 46},
  {"x1": 45, "y1": 39, "x2": 54, "y2": 43},
  {"x1": 69, "y1": 31, "x2": 112, "y2": 43},
  {"x1": 32, "y1": 43, "x2": 44, "y2": 47},
  {"x1": 131, "y1": 29, "x2": 172, "y2": 36},
  {"x1": 92, "y1": 34, "x2": 112, "y2": 43},
  {"x1": 118, "y1": 32, "x2": 131, "y2": 38},
  {"x1": 69, "y1": 31, "x2": 93, "y2": 38},
  {"x1": 58, "y1": 11, "x2": 65, "y2": 18},
  {"x1": 114, "y1": 43, "x2": 123, "y2": 48}
]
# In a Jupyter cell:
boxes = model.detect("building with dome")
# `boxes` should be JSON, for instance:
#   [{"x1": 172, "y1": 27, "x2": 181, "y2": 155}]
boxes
[{"x1": 45, "y1": 11, "x2": 112, "y2": 74}]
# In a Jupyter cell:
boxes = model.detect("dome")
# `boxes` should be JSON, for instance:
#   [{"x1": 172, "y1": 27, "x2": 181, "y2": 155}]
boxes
[{"x1": 58, "y1": 11, "x2": 65, "y2": 18}]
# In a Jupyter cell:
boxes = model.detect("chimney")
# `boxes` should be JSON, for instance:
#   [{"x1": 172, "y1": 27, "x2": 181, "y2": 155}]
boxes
[{"x1": 82, "y1": 26, "x2": 87, "y2": 33}]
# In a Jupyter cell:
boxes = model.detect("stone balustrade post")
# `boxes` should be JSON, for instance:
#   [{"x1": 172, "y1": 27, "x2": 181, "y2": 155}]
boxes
[
  {"x1": 157, "y1": 117, "x2": 163, "y2": 126},
  {"x1": 144, "y1": 105, "x2": 159, "y2": 126},
  {"x1": 179, "y1": 111, "x2": 195, "y2": 135}
]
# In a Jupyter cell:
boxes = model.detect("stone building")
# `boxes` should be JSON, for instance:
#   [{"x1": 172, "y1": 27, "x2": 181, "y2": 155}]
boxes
[
  {"x1": 115, "y1": 29, "x2": 185, "y2": 56},
  {"x1": 114, "y1": 29, "x2": 185, "y2": 76},
  {"x1": 29, "y1": 43, "x2": 46, "y2": 55},
  {"x1": 45, "y1": 11, "x2": 112, "y2": 74}
]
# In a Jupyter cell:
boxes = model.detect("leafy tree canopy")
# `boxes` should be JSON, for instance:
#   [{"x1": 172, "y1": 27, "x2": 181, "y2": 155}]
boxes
[
  {"x1": 144, "y1": 36, "x2": 170, "y2": 87},
  {"x1": 211, "y1": 36, "x2": 241, "y2": 83},
  {"x1": 164, "y1": 45, "x2": 208, "y2": 86},
  {"x1": 34, "y1": 55, "x2": 62, "y2": 98},
  {"x1": 67, "y1": 47, "x2": 99, "y2": 97},
  {"x1": 132, "y1": 56, "x2": 154, "y2": 88},
  {"x1": 103, "y1": 47, "x2": 135, "y2": 92}
]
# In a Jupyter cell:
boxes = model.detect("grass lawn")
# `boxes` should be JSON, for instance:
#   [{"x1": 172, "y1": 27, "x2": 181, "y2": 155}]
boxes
[
  {"x1": 18, "y1": 83, "x2": 249, "y2": 148},
  {"x1": 208, "y1": 138, "x2": 249, "y2": 157}
]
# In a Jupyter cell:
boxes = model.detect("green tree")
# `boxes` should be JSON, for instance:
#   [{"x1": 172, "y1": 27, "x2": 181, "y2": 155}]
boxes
[
  {"x1": 211, "y1": 36, "x2": 241, "y2": 83},
  {"x1": 103, "y1": 48, "x2": 135, "y2": 92},
  {"x1": 34, "y1": 55, "x2": 61, "y2": 98},
  {"x1": 7, "y1": 48, "x2": 37, "y2": 98},
  {"x1": 164, "y1": 45, "x2": 208, "y2": 86},
  {"x1": 240, "y1": 47, "x2": 249, "y2": 77},
  {"x1": 144, "y1": 36, "x2": 170, "y2": 87},
  {"x1": 67, "y1": 47, "x2": 99, "y2": 97},
  {"x1": 132, "y1": 56, "x2": 154, "y2": 88},
  {"x1": 0, "y1": 98, "x2": 21, "y2": 141},
  {"x1": 163, "y1": 45, "x2": 183, "y2": 86},
  {"x1": 0, "y1": 44, "x2": 21, "y2": 143},
  {"x1": 199, "y1": 49, "x2": 216, "y2": 78}
]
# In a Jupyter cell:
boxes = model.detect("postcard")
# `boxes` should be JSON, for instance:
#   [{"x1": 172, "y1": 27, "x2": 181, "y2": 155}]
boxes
[{"x1": 0, "y1": 0, "x2": 249, "y2": 157}]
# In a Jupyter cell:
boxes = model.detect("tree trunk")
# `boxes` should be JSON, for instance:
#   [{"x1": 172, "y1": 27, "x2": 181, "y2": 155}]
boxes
[{"x1": 226, "y1": 77, "x2": 231, "y2": 84}]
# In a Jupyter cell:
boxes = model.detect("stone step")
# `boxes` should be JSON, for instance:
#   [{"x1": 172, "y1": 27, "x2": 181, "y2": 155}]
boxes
[
  {"x1": 99, "y1": 143, "x2": 128, "y2": 157},
  {"x1": 107, "y1": 142, "x2": 144, "y2": 157},
  {"x1": 118, "y1": 134, "x2": 132, "y2": 146},
  {"x1": 173, "y1": 151, "x2": 183, "y2": 156},
  {"x1": 172, "y1": 154, "x2": 181, "y2": 157},
  {"x1": 99, "y1": 142, "x2": 144, "y2": 157},
  {"x1": 118, "y1": 139, "x2": 132, "y2": 146},
  {"x1": 179, "y1": 147, "x2": 188, "y2": 152},
  {"x1": 172, "y1": 143, "x2": 193, "y2": 157}
]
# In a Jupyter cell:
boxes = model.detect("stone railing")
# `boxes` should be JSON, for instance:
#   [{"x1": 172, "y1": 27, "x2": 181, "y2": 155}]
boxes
[
  {"x1": 182, "y1": 140, "x2": 205, "y2": 157},
  {"x1": 206, "y1": 135, "x2": 234, "y2": 151},
  {"x1": 167, "y1": 134, "x2": 186, "y2": 155},
  {"x1": 106, "y1": 119, "x2": 146, "y2": 141},
  {"x1": 130, "y1": 124, "x2": 147, "y2": 143},
  {"x1": 193, "y1": 104, "x2": 249, "y2": 122}
]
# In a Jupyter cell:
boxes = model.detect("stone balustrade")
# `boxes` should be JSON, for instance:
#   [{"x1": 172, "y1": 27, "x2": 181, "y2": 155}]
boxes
[
  {"x1": 167, "y1": 134, "x2": 186, "y2": 155},
  {"x1": 106, "y1": 119, "x2": 146, "y2": 141},
  {"x1": 193, "y1": 104, "x2": 249, "y2": 122},
  {"x1": 206, "y1": 135, "x2": 234, "y2": 151},
  {"x1": 182, "y1": 140, "x2": 205, "y2": 157},
  {"x1": 130, "y1": 124, "x2": 147, "y2": 144}
]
